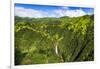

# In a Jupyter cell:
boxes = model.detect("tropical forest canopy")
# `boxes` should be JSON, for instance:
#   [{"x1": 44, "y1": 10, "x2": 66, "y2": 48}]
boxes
[{"x1": 15, "y1": 15, "x2": 94, "y2": 65}]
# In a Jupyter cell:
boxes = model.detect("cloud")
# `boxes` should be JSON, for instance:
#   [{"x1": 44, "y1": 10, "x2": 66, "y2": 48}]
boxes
[
  {"x1": 64, "y1": 9, "x2": 87, "y2": 17},
  {"x1": 53, "y1": 8, "x2": 92, "y2": 17},
  {"x1": 15, "y1": 7, "x2": 46, "y2": 18},
  {"x1": 15, "y1": 6, "x2": 93, "y2": 18}
]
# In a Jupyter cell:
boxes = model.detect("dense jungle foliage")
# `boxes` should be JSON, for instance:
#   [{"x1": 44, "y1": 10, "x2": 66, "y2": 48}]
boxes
[{"x1": 15, "y1": 15, "x2": 94, "y2": 65}]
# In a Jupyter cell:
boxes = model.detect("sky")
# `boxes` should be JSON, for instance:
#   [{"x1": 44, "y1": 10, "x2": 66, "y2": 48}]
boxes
[{"x1": 15, "y1": 3, "x2": 94, "y2": 18}]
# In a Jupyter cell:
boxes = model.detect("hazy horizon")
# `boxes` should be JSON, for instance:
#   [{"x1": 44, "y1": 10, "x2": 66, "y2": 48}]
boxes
[{"x1": 15, "y1": 3, "x2": 94, "y2": 18}]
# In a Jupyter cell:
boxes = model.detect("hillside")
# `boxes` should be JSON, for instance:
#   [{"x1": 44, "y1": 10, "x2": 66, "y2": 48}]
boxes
[{"x1": 14, "y1": 15, "x2": 94, "y2": 65}]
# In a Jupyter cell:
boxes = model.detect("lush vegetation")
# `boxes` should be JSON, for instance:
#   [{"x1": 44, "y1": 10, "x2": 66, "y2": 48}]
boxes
[{"x1": 15, "y1": 15, "x2": 94, "y2": 65}]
